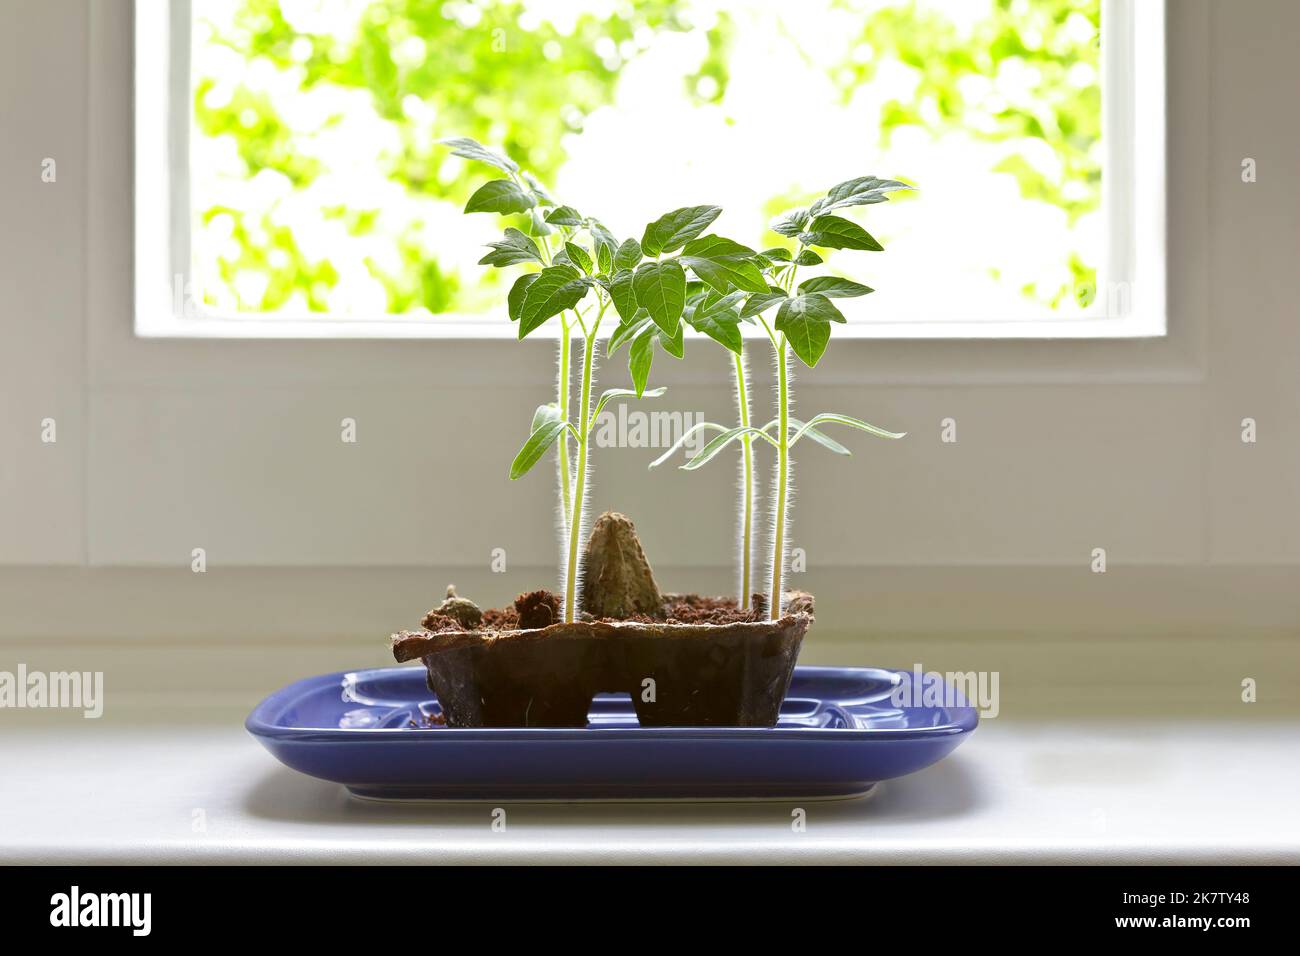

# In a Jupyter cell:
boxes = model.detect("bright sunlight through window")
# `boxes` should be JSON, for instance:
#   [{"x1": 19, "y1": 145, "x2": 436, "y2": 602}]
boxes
[{"x1": 135, "y1": 0, "x2": 1164, "y2": 338}]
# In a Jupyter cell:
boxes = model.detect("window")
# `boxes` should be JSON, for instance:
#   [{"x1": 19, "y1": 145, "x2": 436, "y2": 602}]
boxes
[{"x1": 135, "y1": 0, "x2": 1164, "y2": 339}]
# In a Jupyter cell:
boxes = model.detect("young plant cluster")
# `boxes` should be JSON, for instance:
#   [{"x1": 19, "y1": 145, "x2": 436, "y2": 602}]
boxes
[{"x1": 445, "y1": 136, "x2": 909, "y2": 624}]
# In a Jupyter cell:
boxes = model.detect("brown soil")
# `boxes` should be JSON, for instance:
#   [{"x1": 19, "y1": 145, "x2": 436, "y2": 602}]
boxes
[
  {"x1": 514, "y1": 589, "x2": 562, "y2": 629},
  {"x1": 419, "y1": 611, "x2": 465, "y2": 632},
  {"x1": 407, "y1": 712, "x2": 447, "y2": 728},
  {"x1": 423, "y1": 602, "x2": 520, "y2": 632},
  {"x1": 418, "y1": 589, "x2": 767, "y2": 634},
  {"x1": 480, "y1": 606, "x2": 519, "y2": 629},
  {"x1": 661, "y1": 593, "x2": 767, "y2": 624}
]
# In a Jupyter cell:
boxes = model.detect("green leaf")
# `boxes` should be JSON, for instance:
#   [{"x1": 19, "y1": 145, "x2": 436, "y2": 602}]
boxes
[
  {"x1": 479, "y1": 227, "x2": 544, "y2": 268},
  {"x1": 794, "y1": 249, "x2": 824, "y2": 266},
  {"x1": 798, "y1": 214, "x2": 883, "y2": 251},
  {"x1": 614, "y1": 238, "x2": 643, "y2": 271},
  {"x1": 641, "y1": 205, "x2": 722, "y2": 256},
  {"x1": 686, "y1": 289, "x2": 746, "y2": 353},
  {"x1": 798, "y1": 276, "x2": 874, "y2": 298},
  {"x1": 657, "y1": 315, "x2": 685, "y2": 358},
  {"x1": 518, "y1": 264, "x2": 587, "y2": 337},
  {"x1": 777, "y1": 314, "x2": 830, "y2": 367},
  {"x1": 648, "y1": 421, "x2": 730, "y2": 468},
  {"x1": 564, "y1": 241, "x2": 593, "y2": 274},
  {"x1": 508, "y1": 273, "x2": 539, "y2": 322},
  {"x1": 787, "y1": 417, "x2": 851, "y2": 455},
  {"x1": 770, "y1": 207, "x2": 809, "y2": 237},
  {"x1": 694, "y1": 288, "x2": 747, "y2": 319},
  {"x1": 628, "y1": 327, "x2": 655, "y2": 396},
  {"x1": 760, "y1": 247, "x2": 793, "y2": 263},
  {"x1": 775, "y1": 294, "x2": 840, "y2": 366},
  {"x1": 464, "y1": 179, "x2": 536, "y2": 215},
  {"x1": 784, "y1": 292, "x2": 846, "y2": 324},
  {"x1": 677, "y1": 235, "x2": 767, "y2": 293},
  {"x1": 789, "y1": 412, "x2": 907, "y2": 446},
  {"x1": 510, "y1": 418, "x2": 568, "y2": 480},
  {"x1": 586, "y1": 220, "x2": 619, "y2": 267},
  {"x1": 758, "y1": 416, "x2": 853, "y2": 455},
  {"x1": 810, "y1": 176, "x2": 912, "y2": 216},
  {"x1": 607, "y1": 310, "x2": 653, "y2": 353},
  {"x1": 633, "y1": 259, "x2": 686, "y2": 335},
  {"x1": 740, "y1": 286, "x2": 788, "y2": 318},
  {"x1": 608, "y1": 269, "x2": 639, "y2": 323},
  {"x1": 523, "y1": 172, "x2": 555, "y2": 207},
  {"x1": 590, "y1": 386, "x2": 666, "y2": 425},
  {"x1": 439, "y1": 137, "x2": 519, "y2": 174},
  {"x1": 531, "y1": 402, "x2": 562, "y2": 433},
  {"x1": 681, "y1": 235, "x2": 757, "y2": 259},
  {"x1": 596, "y1": 242, "x2": 613, "y2": 276},
  {"x1": 528, "y1": 210, "x2": 553, "y2": 236},
  {"x1": 544, "y1": 205, "x2": 584, "y2": 227},
  {"x1": 680, "y1": 255, "x2": 769, "y2": 295},
  {"x1": 688, "y1": 310, "x2": 743, "y2": 353},
  {"x1": 681, "y1": 426, "x2": 778, "y2": 471}
]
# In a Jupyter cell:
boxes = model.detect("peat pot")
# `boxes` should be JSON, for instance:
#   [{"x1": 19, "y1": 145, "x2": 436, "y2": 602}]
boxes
[{"x1": 390, "y1": 596, "x2": 813, "y2": 729}]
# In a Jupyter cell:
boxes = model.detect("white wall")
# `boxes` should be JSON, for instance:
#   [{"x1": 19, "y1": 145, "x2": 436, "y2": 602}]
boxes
[{"x1": 2, "y1": 0, "x2": 1299, "y2": 647}]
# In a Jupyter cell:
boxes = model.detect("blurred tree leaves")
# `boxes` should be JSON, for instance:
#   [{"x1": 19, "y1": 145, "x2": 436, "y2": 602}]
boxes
[
  {"x1": 192, "y1": 0, "x2": 1099, "y2": 316},
  {"x1": 193, "y1": 0, "x2": 733, "y2": 314},
  {"x1": 834, "y1": 0, "x2": 1101, "y2": 304},
  {"x1": 837, "y1": 0, "x2": 1099, "y2": 222}
]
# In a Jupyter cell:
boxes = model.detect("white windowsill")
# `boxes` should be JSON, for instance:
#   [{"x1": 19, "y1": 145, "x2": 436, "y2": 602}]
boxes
[
  {"x1": 1, "y1": 716, "x2": 1294, "y2": 864},
  {"x1": 136, "y1": 310, "x2": 1168, "y2": 341}
]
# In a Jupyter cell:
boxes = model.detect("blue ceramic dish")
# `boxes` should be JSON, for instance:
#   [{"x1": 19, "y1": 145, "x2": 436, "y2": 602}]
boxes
[{"x1": 247, "y1": 665, "x2": 978, "y2": 800}]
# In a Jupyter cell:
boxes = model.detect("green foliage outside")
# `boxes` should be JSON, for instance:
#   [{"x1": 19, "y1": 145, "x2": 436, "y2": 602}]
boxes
[
  {"x1": 192, "y1": 0, "x2": 1100, "y2": 316},
  {"x1": 829, "y1": 0, "x2": 1101, "y2": 306}
]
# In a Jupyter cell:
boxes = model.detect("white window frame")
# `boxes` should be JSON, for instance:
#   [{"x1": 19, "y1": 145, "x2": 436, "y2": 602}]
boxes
[{"x1": 134, "y1": 0, "x2": 1166, "y2": 342}]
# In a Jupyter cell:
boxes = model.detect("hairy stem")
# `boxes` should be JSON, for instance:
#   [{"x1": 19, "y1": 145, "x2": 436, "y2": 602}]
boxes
[
  {"x1": 733, "y1": 349, "x2": 754, "y2": 609},
  {"x1": 769, "y1": 338, "x2": 790, "y2": 621},
  {"x1": 563, "y1": 300, "x2": 608, "y2": 623},
  {"x1": 765, "y1": 241, "x2": 806, "y2": 618},
  {"x1": 557, "y1": 318, "x2": 573, "y2": 533},
  {"x1": 536, "y1": 223, "x2": 574, "y2": 542}
]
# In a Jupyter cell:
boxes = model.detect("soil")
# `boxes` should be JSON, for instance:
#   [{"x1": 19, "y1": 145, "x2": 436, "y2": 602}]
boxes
[
  {"x1": 421, "y1": 606, "x2": 519, "y2": 631},
  {"x1": 407, "y1": 712, "x2": 447, "y2": 728},
  {"x1": 660, "y1": 592, "x2": 768, "y2": 624},
  {"x1": 417, "y1": 590, "x2": 768, "y2": 635},
  {"x1": 514, "y1": 589, "x2": 562, "y2": 629}
]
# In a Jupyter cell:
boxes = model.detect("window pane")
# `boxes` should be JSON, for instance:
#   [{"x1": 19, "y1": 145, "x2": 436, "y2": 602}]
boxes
[{"x1": 190, "y1": 0, "x2": 1102, "y2": 322}]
